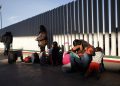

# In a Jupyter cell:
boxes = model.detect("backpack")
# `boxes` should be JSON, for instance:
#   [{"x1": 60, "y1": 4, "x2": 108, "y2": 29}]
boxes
[
  {"x1": 24, "y1": 56, "x2": 31, "y2": 63},
  {"x1": 62, "y1": 52, "x2": 71, "y2": 65}
]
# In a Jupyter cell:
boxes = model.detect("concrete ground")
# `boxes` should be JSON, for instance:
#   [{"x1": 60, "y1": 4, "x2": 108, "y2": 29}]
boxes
[{"x1": 0, "y1": 52, "x2": 120, "y2": 86}]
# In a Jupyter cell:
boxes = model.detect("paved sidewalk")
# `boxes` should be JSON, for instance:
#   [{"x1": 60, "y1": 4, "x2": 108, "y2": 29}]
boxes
[{"x1": 0, "y1": 52, "x2": 120, "y2": 86}]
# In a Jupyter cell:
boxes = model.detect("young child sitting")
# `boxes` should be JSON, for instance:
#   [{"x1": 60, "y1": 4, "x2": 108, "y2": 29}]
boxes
[{"x1": 85, "y1": 47, "x2": 104, "y2": 79}]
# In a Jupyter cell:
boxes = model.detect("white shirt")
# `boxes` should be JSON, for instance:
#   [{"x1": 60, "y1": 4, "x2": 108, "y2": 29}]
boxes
[{"x1": 92, "y1": 51, "x2": 104, "y2": 63}]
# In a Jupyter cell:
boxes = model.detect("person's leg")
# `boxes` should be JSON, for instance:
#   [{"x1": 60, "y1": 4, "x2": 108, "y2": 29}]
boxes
[
  {"x1": 81, "y1": 53, "x2": 92, "y2": 73},
  {"x1": 52, "y1": 56, "x2": 57, "y2": 66},
  {"x1": 6, "y1": 43, "x2": 10, "y2": 55},
  {"x1": 49, "y1": 54, "x2": 53, "y2": 65},
  {"x1": 84, "y1": 62, "x2": 93, "y2": 77},
  {"x1": 20, "y1": 55, "x2": 24, "y2": 62},
  {"x1": 39, "y1": 52, "x2": 46, "y2": 65},
  {"x1": 70, "y1": 52, "x2": 82, "y2": 71},
  {"x1": 94, "y1": 63, "x2": 101, "y2": 79},
  {"x1": 100, "y1": 58, "x2": 105, "y2": 72},
  {"x1": 4, "y1": 43, "x2": 8, "y2": 55}
]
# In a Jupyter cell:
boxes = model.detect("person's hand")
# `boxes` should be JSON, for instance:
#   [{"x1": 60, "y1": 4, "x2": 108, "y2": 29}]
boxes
[{"x1": 72, "y1": 45, "x2": 80, "y2": 50}]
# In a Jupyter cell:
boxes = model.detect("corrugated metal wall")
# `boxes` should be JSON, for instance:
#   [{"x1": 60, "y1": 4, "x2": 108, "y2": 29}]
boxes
[{"x1": 0, "y1": 0, "x2": 120, "y2": 56}]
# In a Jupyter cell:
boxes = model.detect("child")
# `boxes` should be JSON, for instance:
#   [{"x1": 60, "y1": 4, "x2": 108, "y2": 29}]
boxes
[{"x1": 85, "y1": 47, "x2": 104, "y2": 79}]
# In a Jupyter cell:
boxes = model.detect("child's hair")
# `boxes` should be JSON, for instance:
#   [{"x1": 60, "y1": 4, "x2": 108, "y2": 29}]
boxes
[{"x1": 95, "y1": 47, "x2": 102, "y2": 52}]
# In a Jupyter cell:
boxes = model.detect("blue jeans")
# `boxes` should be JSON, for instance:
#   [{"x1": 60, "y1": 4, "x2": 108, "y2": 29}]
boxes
[
  {"x1": 81, "y1": 53, "x2": 92, "y2": 72},
  {"x1": 69, "y1": 52, "x2": 82, "y2": 71},
  {"x1": 70, "y1": 52, "x2": 92, "y2": 72}
]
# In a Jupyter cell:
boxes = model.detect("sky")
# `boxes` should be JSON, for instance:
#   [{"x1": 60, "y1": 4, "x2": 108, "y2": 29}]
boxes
[{"x1": 0, "y1": 0, "x2": 74, "y2": 28}]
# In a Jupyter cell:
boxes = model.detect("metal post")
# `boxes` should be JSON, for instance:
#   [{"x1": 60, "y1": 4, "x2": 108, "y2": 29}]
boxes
[{"x1": 0, "y1": 5, "x2": 2, "y2": 29}]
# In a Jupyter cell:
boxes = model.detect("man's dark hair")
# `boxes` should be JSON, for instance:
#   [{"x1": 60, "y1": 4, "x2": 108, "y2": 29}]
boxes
[
  {"x1": 39, "y1": 25, "x2": 47, "y2": 33},
  {"x1": 53, "y1": 41, "x2": 58, "y2": 47},
  {"x1": 73, "y1": 39, "x2": 82, "y2": 46},
  {"x1": 5, "y1": 31, "x2": 12, "y2": 36}
]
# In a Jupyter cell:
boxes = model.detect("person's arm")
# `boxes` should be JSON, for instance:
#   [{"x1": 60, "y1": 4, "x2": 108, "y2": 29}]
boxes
[{"x1": 72, "y1": 45, "x2": 80, "y2": 51}]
